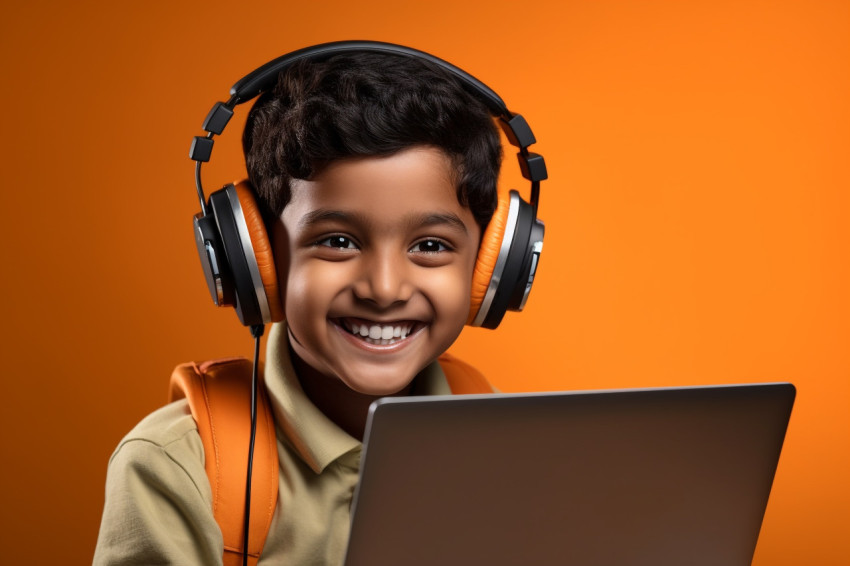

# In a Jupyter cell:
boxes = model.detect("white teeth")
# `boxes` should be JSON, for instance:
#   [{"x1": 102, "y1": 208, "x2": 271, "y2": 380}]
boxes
[{"x1": 344, "y1": 320, "x2": 416, "y2": 345}]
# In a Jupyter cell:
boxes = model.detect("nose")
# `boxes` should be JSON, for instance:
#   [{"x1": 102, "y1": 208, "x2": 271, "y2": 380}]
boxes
[{"x1": 352, "y1": 248, "x2": 413, "y2": 308}]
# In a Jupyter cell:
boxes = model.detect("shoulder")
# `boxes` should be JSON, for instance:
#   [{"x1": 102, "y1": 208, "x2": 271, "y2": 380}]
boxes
[
  {"x1": 95, "y1": 401, "x2": 222, "y2": 565},
  {"x1": 108, "y1": 400, "x2": 207, "y2": 496},
  {"x1": 113, "y1": 399, "x2": 200, "y2": 457}
]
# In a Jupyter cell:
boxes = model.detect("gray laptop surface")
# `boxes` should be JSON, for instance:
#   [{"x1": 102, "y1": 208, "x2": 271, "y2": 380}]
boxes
[{"x1": 344, "y1": 383, "x2": 795, "y2": 566}]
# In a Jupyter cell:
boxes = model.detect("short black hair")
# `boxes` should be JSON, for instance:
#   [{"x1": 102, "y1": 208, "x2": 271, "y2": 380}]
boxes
[{"x1": 242, "y1": 51, "x2": 502, "y2": 230}]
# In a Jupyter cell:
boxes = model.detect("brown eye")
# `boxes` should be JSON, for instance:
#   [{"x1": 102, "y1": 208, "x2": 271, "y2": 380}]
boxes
[
  {"x1": 410, "y1": 239, "x2": 448, "y2": 253},
  {"x1": 318, "y1": 235, "x2": 357, "y2": 249}
]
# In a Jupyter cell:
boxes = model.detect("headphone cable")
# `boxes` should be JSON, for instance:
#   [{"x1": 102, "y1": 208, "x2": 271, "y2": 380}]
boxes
[{"x1": 243, "y1": 323, "x2": 265, "y2": 566}]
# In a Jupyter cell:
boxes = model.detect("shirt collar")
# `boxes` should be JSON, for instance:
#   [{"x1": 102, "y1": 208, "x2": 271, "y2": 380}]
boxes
[{"x1": 263, "y1": 323, "x2": 451, "y2": 473}]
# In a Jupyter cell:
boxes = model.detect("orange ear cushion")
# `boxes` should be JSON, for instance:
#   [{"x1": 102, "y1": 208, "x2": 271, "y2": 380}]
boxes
[
  {"x1": 233, "y1": 181, "x2": 285, "y2": 323},
  {"x1": 467, "y1": 188, "x2": 511, "y2": 325}
]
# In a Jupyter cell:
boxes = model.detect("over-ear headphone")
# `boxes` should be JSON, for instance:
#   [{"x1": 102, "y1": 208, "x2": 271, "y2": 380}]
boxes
[{"x1": 190, "y1": 41, "x2": 546, "y2": 329}]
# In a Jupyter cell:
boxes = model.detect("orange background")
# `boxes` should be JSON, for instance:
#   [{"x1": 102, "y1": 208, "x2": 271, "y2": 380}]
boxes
[{"x1": 1, "y1": 0, "x2": 847, "y2": 563}]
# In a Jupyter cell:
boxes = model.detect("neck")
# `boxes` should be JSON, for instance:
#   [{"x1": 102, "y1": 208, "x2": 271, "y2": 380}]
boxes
[{"x1": 288, "y1": 343, "x2": 413, "y2": 441}]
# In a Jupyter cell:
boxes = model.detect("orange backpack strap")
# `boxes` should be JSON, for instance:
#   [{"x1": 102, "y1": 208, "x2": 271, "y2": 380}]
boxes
[
  {"x1": 168, "y1": 358, "x2": 278, "y2": 566},
  {"x1": 166, "y1": 353, "x2": 486, "y2": 564},
  {"x1": 438, "y1": 352, "x2": 495, "y2": 394}
]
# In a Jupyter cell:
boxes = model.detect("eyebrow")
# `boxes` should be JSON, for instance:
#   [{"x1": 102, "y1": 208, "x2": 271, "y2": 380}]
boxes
[
  {"x1": 298, "y1": 209, "x2": 469, "y2": 235},
  {"x1": 298, "y1": 209, "x2": 363, "y2": 230},
  {"x1": 413, "y1": 213, "x2": 469, "y2": 235}
]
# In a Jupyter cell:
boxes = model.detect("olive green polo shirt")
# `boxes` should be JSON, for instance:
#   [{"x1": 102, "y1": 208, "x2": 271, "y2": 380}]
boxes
[{"x1": 93, "y1": 323, "x2": 451, "y2": 565}]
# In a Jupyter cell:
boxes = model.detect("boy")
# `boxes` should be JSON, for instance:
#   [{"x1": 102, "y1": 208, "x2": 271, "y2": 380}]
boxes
[{"x1": 94, "y1": 43, "x2": 543, "y2": 565}]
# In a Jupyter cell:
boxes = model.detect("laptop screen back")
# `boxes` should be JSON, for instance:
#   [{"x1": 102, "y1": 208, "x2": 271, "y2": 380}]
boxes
[{"x1": 344, "y1": 383, "x2": 795, "y2": 566}]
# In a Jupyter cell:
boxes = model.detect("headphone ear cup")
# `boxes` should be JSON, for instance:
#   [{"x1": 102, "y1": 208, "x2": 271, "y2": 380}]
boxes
[
  {"x1": 468, "y1": 188, "x2": 543, "y2": 329},
  {"x1": 231, "y1": 181, "x2": 285, "y2": 323},
  {"x1": 206, "y1": 182, "x2": 284, "y2": 326},
  {"x1": 468, "y1": 189, "x2": 511, "y2": 325}
]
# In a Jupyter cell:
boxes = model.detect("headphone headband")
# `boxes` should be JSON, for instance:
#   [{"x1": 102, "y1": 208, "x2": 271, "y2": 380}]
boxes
[
  {"x1": 192, "y1": 41, "x2": 547, "y2": 215},
  {"x1": 230, "y1": 41, "x2": 510, "y2": 117}
]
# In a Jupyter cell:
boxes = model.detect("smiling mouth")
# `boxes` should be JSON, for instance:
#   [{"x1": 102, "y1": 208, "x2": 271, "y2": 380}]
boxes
[{"x1": 337, "y1": 317, "x2": 421, "y2": 346}]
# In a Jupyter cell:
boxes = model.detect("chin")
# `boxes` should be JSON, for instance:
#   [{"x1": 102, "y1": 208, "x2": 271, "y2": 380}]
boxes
[{"x1": 339, "y1": 364, "x2": 421, "y2": 397}]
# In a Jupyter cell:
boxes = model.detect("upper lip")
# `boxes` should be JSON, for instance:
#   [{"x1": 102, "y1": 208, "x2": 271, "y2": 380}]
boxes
[{"x1": 332, "y1": 315, "x2": 426, "y2": 325}]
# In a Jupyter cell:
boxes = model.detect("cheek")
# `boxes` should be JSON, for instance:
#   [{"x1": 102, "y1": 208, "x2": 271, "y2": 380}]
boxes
[
  {"x1": 283, "y1": 263, "x2": 324, "y2": 321},
  {"x1": 425, "y1": 266, "x2": 474, "y2": 326},
  {"x1": 283, "y1": 260, "x2": 354, "y2": 331}
]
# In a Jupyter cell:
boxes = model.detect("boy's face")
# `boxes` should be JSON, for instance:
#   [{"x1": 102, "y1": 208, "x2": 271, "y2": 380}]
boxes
[{"x1": 273, "y1": 146, "x2": 482, "y2": 395}]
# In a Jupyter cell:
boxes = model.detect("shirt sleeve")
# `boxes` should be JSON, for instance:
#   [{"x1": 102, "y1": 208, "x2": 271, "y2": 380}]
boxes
[{"x1": 93, "y1": 418, "x2": 224, "y2": 565}]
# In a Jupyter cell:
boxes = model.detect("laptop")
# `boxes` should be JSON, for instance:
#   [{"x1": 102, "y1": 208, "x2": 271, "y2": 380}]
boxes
[{"x1": 344, "y1": 383, "x2": 795, "y2": 566}]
